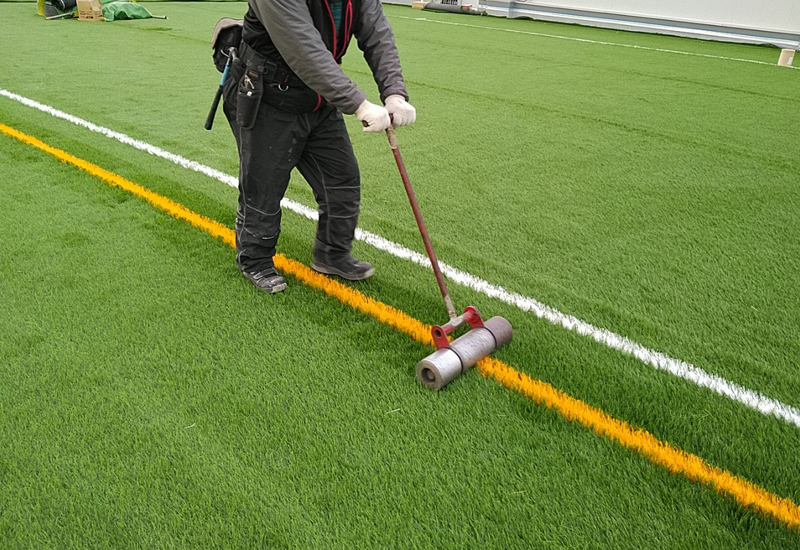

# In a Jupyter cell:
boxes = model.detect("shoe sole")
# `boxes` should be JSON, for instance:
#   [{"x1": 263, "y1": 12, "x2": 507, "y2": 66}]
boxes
[
  {"x1": 261, "y1": 281, "x2": 287, "y2": 294},
  {"x1": 242, "y1": 272, "x2": 288, "y2": 294},
  {"x1": 310, "y1": 261, "x2": 375, "y2": 281}
]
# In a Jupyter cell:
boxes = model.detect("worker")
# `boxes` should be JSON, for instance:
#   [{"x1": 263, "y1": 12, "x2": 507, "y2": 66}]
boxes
[{"x1": 222, "y1": 0, "x2": 416, "y2": 293}]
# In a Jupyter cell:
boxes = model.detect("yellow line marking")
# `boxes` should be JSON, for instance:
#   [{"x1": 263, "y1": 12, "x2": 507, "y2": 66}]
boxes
[{"x1": 2, "y1": 120, "x2": 799, "y2": 533}]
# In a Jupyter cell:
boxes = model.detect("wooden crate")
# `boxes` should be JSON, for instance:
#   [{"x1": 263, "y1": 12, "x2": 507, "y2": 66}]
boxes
[{"x1": 76, "y1": 0, "x2": 103, "y2": 21}]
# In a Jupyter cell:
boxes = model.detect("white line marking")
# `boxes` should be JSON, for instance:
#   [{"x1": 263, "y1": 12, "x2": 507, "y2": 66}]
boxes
[
  {"x1": 3, "y1": 87, "x2": 799, "y2": 429},
  {"x1": 392, "y1": 15, "x2": 800, "y2": 71}
]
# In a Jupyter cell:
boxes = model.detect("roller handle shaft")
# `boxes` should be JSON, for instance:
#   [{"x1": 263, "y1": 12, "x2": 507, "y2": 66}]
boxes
[{"x1": 386, "y1": 126, "x2": 457, "y2": 320}]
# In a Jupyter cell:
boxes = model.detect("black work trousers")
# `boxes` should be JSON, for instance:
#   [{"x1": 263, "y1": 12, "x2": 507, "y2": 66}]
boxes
[{"x1": 223, "y1": 87, "x2": 361, "y2": 274}]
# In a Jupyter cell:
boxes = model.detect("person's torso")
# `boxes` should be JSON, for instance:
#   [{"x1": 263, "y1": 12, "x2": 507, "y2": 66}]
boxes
[{"x1": 243, "y1": 0, "x2": 358, "y2": 68}]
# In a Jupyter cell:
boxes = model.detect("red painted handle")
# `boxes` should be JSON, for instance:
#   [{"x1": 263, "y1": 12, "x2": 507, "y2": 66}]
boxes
[{"x1": 386, "y1": 126, "x2": 456, "y2": 320}]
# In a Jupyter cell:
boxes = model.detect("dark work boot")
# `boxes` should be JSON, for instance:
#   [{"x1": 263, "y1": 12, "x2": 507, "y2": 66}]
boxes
[
  {"x1": 241, "y1": 268, "x2": 287, "y2": 294},
  {"x1": 311, "y1": 253, "x2": 375, "y2": 281}
]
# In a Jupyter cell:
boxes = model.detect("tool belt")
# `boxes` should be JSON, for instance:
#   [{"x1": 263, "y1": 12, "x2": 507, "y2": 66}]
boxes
[{"x1": 234, "y1": 40, "x2": 325, "y2": 128}]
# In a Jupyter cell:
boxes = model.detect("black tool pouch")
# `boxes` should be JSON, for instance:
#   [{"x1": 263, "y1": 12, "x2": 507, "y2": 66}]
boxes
[
  {"x1": 236, "y1": 62, "x2": 264, "y2": 130},
  {"x1": 211, "y1": 18, "x2": 243, "y2": 72}
]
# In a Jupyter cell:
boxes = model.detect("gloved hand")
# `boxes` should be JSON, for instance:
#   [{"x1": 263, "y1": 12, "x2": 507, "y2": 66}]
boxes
[
  {"x1": 355, "y1": 100, "x2": 391, "y2": 133},
  {"x1": 385, "y1": 95, "x2": 416, "y2": 127}
]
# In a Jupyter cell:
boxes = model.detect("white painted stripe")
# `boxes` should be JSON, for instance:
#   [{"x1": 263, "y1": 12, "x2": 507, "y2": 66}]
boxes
[
  {"x1": 392, "y1": 15, "x2": 800, "y2": 71},
  {"x1": 0, "y1": 89, "x2": 240, "y2": 187},
  {"x1": 3, "y1": 87, "x2": 799, "y2": 429},
  {"x1": 0, "y1": 88, "x2": 317, "y2": 218}
]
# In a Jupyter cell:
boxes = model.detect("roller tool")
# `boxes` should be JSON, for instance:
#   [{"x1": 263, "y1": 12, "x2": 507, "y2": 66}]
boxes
[{"x1": 385, "y1": 127, "x2": 513, "y2": 390}]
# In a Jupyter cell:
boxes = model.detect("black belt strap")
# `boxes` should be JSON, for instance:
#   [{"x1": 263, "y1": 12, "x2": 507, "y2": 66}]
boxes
[{"x1": 238, "y1": 40, "x2": 308, "y2": 89}]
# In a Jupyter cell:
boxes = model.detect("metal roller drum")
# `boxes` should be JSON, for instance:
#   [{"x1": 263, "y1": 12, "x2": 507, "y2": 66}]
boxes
[{"x1": 416, "y1": 316, "x2": 513, "y2": 390}]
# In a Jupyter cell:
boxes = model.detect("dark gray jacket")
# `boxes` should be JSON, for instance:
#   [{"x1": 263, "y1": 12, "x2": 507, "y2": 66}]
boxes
[{"x1": 245, "y1": 0, "x2": 408, "y2": 114}]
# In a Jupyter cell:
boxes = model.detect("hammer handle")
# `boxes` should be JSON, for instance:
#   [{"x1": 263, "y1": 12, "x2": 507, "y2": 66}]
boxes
[
  {"x1": 204, "y1": 86, "x2": 224, "y2": 131},
  {"x1": 204, "y1": 57, "x2": 232, "y2": 131}
]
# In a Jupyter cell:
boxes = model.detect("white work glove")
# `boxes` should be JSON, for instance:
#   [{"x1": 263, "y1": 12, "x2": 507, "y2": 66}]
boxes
[
  {"x1": 355, "y1": 100, "x2": 391, "y2": 133},
  {"x1": 384, "y1": 94, "x2": 416, "y2": 127}
]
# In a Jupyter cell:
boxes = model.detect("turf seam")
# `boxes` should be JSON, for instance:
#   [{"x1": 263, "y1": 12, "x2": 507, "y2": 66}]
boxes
[
  {"x1": 363, "y1": 77, "x2": 798, "y2": 171},
  {"x1": 2, "y1": 120, "x2": 799, "y2": 535},
  {"x1": 392, "y1": 15, "x2": 800, "y2": 70},
  {"x1": 2, "y1": 87, "x2": 798, "y2": 431}
]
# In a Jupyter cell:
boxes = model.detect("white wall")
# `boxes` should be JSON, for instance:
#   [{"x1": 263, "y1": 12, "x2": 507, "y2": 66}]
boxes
[
  {"x1": 515, "y1": 0, "x2": 800, "y2": 34},
  {"x1": 464, "y1": 0, "x2": 800, "y2": 48},
  {"x1": 388, "y1": 0, "x2": 800, "y2": 47}
]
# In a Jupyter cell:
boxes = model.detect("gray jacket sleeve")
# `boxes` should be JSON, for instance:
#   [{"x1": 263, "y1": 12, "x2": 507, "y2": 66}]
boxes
[{"x1": 354, "y1": 0, "x2": 408, "y2": 103}]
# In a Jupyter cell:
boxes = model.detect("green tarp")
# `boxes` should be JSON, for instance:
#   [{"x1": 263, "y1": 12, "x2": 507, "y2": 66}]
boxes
[
  {"x1": 101, "y1": 1, "x2": 155, "y2": 21},
  {"x1": 38, "y1": 0, "x2": 162, "y2": 21}
]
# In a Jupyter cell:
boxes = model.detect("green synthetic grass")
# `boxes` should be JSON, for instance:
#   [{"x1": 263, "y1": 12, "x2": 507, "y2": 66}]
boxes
[
  {"x1": 3, "y1": 119, "x2": 800, "y2": 550},
  {"x1": 1, "y1": 3, "x2": 800, "y2": 547}
]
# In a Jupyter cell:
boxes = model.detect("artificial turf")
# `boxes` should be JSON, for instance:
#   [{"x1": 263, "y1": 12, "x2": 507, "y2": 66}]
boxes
[{"x1": 1, "y1": 2, "x2": 799, "y2": 547}]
